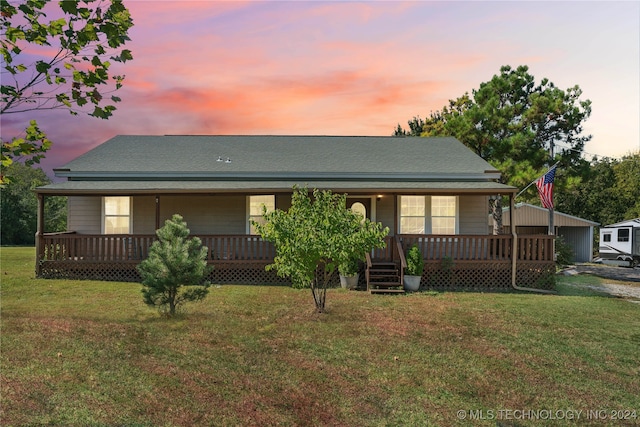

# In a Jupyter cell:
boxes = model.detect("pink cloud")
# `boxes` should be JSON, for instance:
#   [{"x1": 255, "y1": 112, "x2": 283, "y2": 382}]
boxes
[{"x1": 3, "y1": 0, "x2": 637, "y2": 178}]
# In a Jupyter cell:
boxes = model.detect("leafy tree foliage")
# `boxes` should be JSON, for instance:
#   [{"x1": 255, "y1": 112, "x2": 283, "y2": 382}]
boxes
[
  {"x1": 137, "y1": 214, "x2": 211, "y2": 317},
  {"x1": 400, "y1": 66, "x2": 592, "y2": 182},
  {"x1": 611, "y1": 152, "x2": 640, "y2": 220},
  {"x1": 1, "y1": 0, "x2": 134, "y2": 181},
  {"x1": 0, "y1": 162, "x2": 66, "y2": 244},
  {"x1": 558, "y1": 152, "x2": 640, "y2": 226},
  {"x1": 393, "y1": 116, "x2": 424, "y2": 136},
  {"x1": 395, "y1": 65, "x2": 592, "y2": 231},
  {"x1": 252, "y1": 187, "x2": 389, "y2": 313}
]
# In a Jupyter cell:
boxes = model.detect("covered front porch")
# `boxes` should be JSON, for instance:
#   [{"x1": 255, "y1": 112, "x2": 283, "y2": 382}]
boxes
[{"x1": 37, "y1": 232, "x2": 555, "y2": 291}]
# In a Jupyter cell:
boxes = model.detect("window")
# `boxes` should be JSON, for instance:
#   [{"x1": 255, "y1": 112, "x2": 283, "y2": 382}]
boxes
[
  {"x1": 431, "y1": 196, "x2": 457, "y2": 235},
  {"x1": 400, "y1": 196, "x2": 425, "y2": 234},
  {"x1": 603, "y1": 233, "x2": 611, "y2": 242},
  {"x1": 618, "y1": 229, "x2": 630, "y2": 242},
  {"x1": 248, "y1": 195, "x2": 275, "y2": 234},
  {"x1": 399, "y1": 195, "x2": 458, "y2": 234},
  {"x1": 103, "y1": 196, "x2": 131, "y2": 234}
]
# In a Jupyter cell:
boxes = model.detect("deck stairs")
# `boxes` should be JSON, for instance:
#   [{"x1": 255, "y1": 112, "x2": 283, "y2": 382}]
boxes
[{"x1": 367, "y1": 261, "x2": 404, "y2": 294}]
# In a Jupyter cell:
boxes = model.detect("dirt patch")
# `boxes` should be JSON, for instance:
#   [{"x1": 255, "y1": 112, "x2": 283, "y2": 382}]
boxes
[
  {"x1": 570, "y1": 282, "x2": 640, "y2": 301},
  {"x1": 573, "y1": 264, "x2": 640, "y2": 283},
  {"x1": 562, "y1": 264, "x2": 640, "y2": 301}
]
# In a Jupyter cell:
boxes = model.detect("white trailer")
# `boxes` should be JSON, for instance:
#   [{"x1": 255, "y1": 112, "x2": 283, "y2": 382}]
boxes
[{"x1": 599, "y1": 218, "x2": 640, "y2": 267}]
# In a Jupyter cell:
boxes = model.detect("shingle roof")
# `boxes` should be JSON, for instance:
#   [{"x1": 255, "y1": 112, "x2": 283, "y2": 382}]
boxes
[{"x1": 39, "y1": 135, "x2": 516, "y2": 194}]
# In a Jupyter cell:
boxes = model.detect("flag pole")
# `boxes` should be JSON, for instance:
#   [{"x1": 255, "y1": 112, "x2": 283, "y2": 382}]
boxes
[{"x1": 514, "y1": 161, "x2": 560, "y2": 200}]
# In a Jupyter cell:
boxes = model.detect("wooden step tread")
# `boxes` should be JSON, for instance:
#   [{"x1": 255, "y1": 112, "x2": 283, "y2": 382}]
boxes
[
  {"x1": 370, "y1": 289, "x2": 405, "y2": 294},
  {"x1": 369, "y1": 282, "x2": 403, "y2": 288}
]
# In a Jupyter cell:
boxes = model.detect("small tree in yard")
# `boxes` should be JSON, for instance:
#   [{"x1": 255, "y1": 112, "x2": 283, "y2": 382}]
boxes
[
  {"x1": 252, "y1": 187, "x2": 389, "y2": 313},
  {"x1": 137, "y1": 214, "x2": 210, "y2": 317}
]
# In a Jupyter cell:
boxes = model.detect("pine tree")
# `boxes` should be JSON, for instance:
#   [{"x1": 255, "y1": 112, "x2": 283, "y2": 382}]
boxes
[{"x1": 137, "y1": 214, "x2": 211, "y2": 316}]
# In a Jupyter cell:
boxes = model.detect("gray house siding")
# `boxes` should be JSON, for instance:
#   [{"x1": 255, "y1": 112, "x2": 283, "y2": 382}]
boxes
[
  {"x1": 158, "y1": 195, "x2": 246, "y2": 235},
  {"x1": 67, "y1": 196, "x2": 101, "y2": 234},
  {"x1": 459, "y1": 195, "x2": 489, "y2": 235},
  {"x1": 132, "y1": 196, "x2": 155, "y2": 234},
  {"x1": 376, "y1": 195, "x2": 396, "y2": 234}
]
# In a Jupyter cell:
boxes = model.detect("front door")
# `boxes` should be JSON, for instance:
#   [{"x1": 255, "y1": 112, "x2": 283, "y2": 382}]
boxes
[{"x1": 348, "y1": 197, "x2": 372, "y2": 221}]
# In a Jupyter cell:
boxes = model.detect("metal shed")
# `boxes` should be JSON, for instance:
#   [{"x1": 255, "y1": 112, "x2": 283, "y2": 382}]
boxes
[{"x1": 497, "y1": 203, "x2": 599, "y2": 263}]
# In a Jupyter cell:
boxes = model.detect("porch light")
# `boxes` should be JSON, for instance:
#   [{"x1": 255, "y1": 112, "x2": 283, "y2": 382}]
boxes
[
  {"x1": 225, "y1": 157, "x2": 232, "y2": 163},
  {"x1": 217, "y1": 156, "x2": 223, "y2": 162}
]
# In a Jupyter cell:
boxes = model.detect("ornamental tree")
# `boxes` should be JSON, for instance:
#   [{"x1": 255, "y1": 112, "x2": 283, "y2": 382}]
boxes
[
  {"x1": 252, "y1": 187, "x2": 389, "y2": 313},
  {"x1": 1, "y1": 0, "x2": 134, "y2": 181},
  {"x1": 137, "y1": 214, "x2": 211, "y2": 317}
]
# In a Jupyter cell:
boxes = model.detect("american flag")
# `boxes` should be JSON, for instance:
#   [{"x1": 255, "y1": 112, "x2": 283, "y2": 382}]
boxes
[{"x1": 536, "y1": 165, "x2": 557, "y2": 209}]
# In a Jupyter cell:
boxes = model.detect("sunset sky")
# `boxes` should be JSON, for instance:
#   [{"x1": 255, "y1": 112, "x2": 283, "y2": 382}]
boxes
[{"x1": 2, "y1": 1, "x2": 639, "y2": 178}]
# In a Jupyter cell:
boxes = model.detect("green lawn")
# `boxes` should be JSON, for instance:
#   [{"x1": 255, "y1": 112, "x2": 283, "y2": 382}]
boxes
[{"x1": 1, "y1": 247, "x2": 639, "y2": 426}]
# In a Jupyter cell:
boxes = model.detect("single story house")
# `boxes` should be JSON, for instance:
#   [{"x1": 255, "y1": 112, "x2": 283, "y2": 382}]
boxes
[
  {"x1": 497, "y1": 203, "x2": 599, "y2": 263},
  {"x1": 35, "y1": 135, "x2": 555, "y2": 292}
]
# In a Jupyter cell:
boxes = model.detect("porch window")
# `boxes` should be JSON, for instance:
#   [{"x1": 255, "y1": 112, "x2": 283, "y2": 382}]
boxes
[
  {"x1": 431, "y1": 196, "x2": 457, "y2": 234},
  {"x1": 399, "y1": 195, "x2": 458, "y2": 234},
  {"x1": 400, "y1": 196, "x2": 426, "y2": 234},
  {"x1": 248, "y1": 195, "x2": 275, "y2": 234},
  {"x1": 103, "y1": 196, "x2": 131, "y2": 234}
]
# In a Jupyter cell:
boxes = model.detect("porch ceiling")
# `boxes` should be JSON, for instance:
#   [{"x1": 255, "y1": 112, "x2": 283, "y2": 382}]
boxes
[{"x1": 35, "y1": 179, "x2": 517, "y2": 195}]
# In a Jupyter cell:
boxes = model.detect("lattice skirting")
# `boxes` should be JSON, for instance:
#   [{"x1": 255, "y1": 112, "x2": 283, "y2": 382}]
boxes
[
  {"x1": 421, "y1": 260, "x2": 555, "y2": 291},
  {"x1": 515, "y1": 262, "x2": 556, "y2": 290},
  {"x1": 38, "y1": 260, "x2": 554, "y2": 290},
  {"x1": 39, "y1": 260, "x2": 292, "y2": 285},
  {"x1": 209, "y1": 262, "x2": 290, "y2": 285},
  {"x1": 39, "y1": 261, "x2": 142, "y2": 282}
]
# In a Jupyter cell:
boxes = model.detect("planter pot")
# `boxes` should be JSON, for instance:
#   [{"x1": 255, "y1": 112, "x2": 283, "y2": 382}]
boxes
[
  {"x1": 340, "y1": 273, "x2": 359, "y2": 290},
  {"x1": 403, "y1": 275, "x2": 421, "y2": 291}
]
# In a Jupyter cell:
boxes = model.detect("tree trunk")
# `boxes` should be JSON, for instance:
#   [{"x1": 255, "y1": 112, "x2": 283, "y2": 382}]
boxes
[
  {"x1": 311, "y1": 264, "x2": 331, "y2": 313},
  {"x1": 491, "y1": 197, "x2": 504, "y2": 235},
  {"x1": 169, "y1": 288, "x2": 177, "y2": 316}
]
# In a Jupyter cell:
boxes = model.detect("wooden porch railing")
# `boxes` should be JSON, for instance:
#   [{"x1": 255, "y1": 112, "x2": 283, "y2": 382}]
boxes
[
  {"x1": 369, "y1": 235, "x2": 395, "y2": 262},
  {"x1": 39, "y1": 233, "x2": 554, "y2": 264},
  {"x1": 398, "y1": 234, "x2": 554, "y2": 262},
  {"x1": 39, "y1": 234, "x2": 276, "y2": 263}
]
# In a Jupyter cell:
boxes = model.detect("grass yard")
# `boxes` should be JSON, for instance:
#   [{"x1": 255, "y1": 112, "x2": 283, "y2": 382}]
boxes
[{"x1": 1, "y1": 247, "x2": 639, "y2": 426}]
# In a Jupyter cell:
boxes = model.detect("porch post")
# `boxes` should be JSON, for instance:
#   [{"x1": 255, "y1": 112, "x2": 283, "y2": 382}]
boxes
[
  {"x1": 155, "y1": 195, "x2": 160, "y2": 230},
  {"x1": 510, "y1": 193, "x2": 517, "y2": 287},
  {"x1": 35, "y1": 193, "x2": 45, "y2": 276},
  {"x1": 393, "y1": 193, "x2": 398, "y2": 236}
]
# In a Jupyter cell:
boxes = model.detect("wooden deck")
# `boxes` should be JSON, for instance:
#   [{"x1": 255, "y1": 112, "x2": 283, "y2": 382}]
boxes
[{"x1": 36, "y1": 233, "x2": 555, "y2": 290}]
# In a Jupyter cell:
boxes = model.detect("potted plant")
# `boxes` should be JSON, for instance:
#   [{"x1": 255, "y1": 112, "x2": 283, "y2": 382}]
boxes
[
  {"x1": 339, "y1": 257, "x2": 360, "y2": 290},
  {"x1": 404, "y1": 244, "x2": 423, "y2": 291}
]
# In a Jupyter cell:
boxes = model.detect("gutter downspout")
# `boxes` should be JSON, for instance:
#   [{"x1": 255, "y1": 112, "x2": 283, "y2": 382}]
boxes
[{"x1": 509, "y1": 193, "x2": 556, "y2": 294}]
